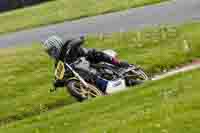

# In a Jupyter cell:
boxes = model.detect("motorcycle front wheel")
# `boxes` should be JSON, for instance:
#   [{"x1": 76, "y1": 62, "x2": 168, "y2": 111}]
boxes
[
  {"x1": 66, "y1": 80, "x2": 103, "y2": 101},
  {"x1": 125, "y1": 67, "x2": 149, "y2": 81}
]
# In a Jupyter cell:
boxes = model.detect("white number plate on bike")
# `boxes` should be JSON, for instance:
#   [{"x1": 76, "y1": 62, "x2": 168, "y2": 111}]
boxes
[{"x1": 106, "y1": 79, "x2": 126, "y2": 94}]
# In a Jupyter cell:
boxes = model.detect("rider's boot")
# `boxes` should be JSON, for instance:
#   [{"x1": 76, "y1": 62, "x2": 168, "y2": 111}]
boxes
[{"x1": 112, "y1": 58, "x2": 130, "y2": 68}]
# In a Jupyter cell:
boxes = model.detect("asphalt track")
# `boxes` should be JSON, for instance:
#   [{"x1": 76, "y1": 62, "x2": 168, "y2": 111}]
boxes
[{"x1": 0, "y1": 0, "x2": 200, "y2": 48}]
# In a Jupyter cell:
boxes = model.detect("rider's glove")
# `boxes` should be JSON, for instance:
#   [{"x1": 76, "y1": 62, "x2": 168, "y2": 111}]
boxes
[
  {"x1": 49, "y1": 87, "x2": 57, "y2": 92},
  {"x1": 54, "y1": 80, "x2": 65, "y2": 87}
]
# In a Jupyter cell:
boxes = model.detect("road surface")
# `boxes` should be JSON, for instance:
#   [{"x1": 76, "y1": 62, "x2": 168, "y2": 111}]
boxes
[{"x1": 0, "y1": 0, "x2": 200, "y2": 48}]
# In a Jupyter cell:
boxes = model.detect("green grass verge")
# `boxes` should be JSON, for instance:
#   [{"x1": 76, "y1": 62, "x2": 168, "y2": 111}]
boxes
[
  {"x1": 0, "y1": 0, "x2": 167, "y2": 35},
  {"x1": 1, "y1": 65, "x2": 200, "y2": 132},
  {"x1": 0, "y1": 23, "x2": 200, "y2": 127},
  {"x1": 0, "y1": 46, "x2": 77, "y2": 125}
]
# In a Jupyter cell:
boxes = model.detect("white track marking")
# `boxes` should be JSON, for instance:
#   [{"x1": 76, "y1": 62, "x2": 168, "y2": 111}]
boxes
[{"x1": 151, "y1": 63, "x2": 200, "y2": 81}]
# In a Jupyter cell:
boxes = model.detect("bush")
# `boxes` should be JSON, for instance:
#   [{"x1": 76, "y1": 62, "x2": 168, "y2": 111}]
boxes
[
  {"x1": 0, "y1": 0, "x2": 51, "y2": 12},
  {"x1": 9, "y1": 0, "x2": 22, "y2": 8}
]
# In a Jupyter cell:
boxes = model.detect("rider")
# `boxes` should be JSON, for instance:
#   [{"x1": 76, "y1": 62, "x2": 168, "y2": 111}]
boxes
[{"x1": 42, "y1": 35, "x2": 140, "y2": 92}]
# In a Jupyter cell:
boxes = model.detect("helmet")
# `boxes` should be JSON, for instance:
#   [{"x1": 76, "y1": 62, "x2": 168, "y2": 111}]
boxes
[{"x1": 42, "y1": 36, "x2": 64, "y2": 59}]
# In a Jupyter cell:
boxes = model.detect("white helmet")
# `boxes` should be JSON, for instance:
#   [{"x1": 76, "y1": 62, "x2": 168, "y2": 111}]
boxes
[{"x1": 42, "y1": 36, "x2": 64, "y2": 59}]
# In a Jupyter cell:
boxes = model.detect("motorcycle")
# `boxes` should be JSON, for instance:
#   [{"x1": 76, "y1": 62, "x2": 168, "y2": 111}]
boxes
[{"x1": 52, "y1": 50, "x2": 149, "y2": 101}]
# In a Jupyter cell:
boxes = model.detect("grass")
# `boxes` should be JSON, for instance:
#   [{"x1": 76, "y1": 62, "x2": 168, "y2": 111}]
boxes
[
  {"x1": 0, "y1": 46, "x2": 77, "y2": 125},
  {"x1": 86, "y1": 23, "x2": 200, "y2": 75},
  {"x1": 0, "y1": 23, "x2": 200, "y2": 129},
  {"x1": 0, "y1": 0, "x2": 168, "y2": 35},
  {"x1": 1, "y1": 65, "x2": 200, "y2": 132}
]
